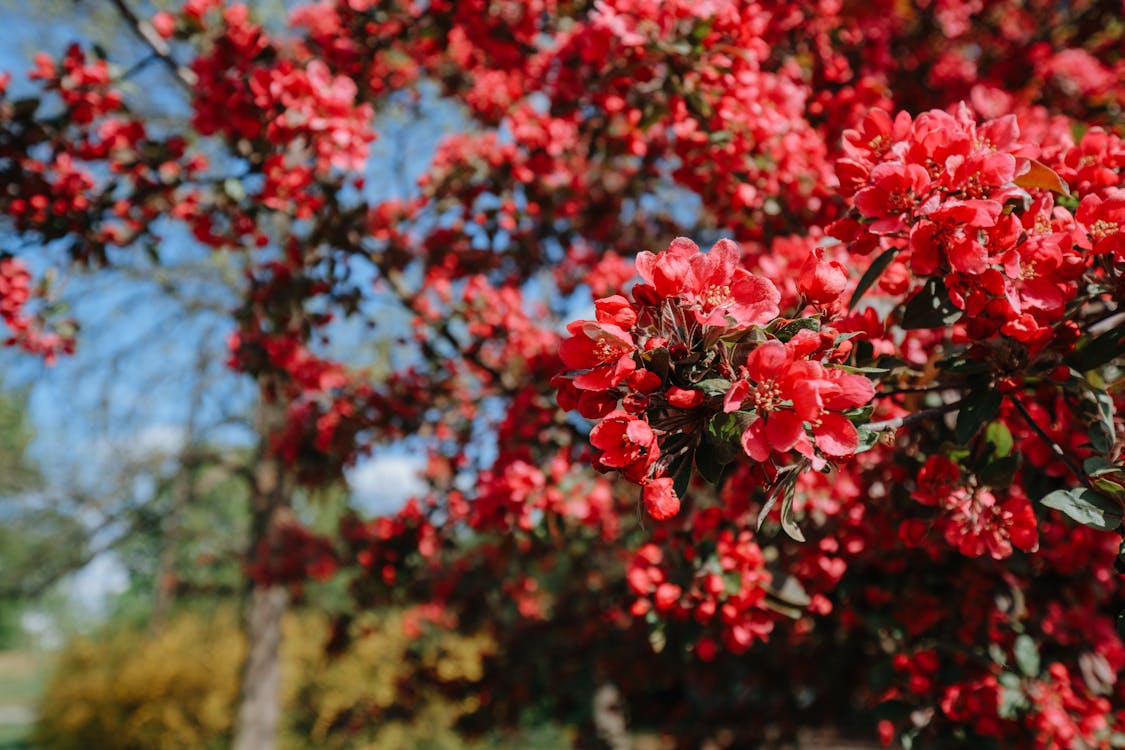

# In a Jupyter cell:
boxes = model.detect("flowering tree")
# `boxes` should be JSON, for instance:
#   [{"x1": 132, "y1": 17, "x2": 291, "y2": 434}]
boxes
[{"x1": 3, "y1": 0, "x2": 1125, "y2": 748}]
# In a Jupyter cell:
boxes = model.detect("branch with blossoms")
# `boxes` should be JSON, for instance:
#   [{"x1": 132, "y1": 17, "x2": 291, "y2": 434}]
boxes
[
  {"x1": 556, "y1": 236, "x2": 875, "y2": 536},
  {"x1": 557, "y1": 105, "x2": 1125, "y2": 551}
]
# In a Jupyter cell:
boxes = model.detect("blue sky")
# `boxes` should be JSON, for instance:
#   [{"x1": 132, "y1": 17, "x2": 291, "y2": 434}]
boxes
[{"x1": 0, "y1": 2, "x2": 449, "y2": 617}]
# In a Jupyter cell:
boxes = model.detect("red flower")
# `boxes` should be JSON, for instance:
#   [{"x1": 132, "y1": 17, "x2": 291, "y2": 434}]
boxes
[
  {"x1": 730, "y1": 342, "x2": 867, "y2": 462},
  {"x1": 636, "y1": 237, "x2": 780, "y2": 328},
  {"x1": 731, "y1": 342, "x2": 815, "y2": 461},
  {"x1": 1076, "y1": 196, "x2": 1125, "y2": 261},
  {"x1": 635, "y1": 237, "x2": 697, "y2": 298},
  {"x1": 810, "y1": 413, "x2": 861, "y2": 457},
  {"x1": 643, "y1": 477, "x2": 680, "y2": 520},
  {"x1": 589, "y1": 410, "x2": 659, "y2": 482},
  {"x1": 687, "y1": 238, "x2": 780, "y2": 327},
  {"x1": 559, "y1": 296, "x2": 638, "y2": 391},
  {"x1": 917, "y1": 199, "x2": 1004, "y2": 274},
  {"x1": 854, "y1": 162, "x2": 931, "y2": 235},
  {"x1": 667, "y1": 386, "x2": 703, "y2": 409},
  {"x1": 798, "y1": 254, "x2": 849, "y2": 305}
]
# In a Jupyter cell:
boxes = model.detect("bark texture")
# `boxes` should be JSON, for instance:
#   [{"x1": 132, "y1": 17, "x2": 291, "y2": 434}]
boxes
[{"x1": 232, "y1": 395, "x2": 294, "y2": 750}]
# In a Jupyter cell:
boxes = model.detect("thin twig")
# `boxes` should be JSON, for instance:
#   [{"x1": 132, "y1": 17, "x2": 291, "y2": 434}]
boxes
[
  {"x1": 106, "y1": 0, "x2": 197, "y2": 91},
  {"x1": 380, "y1": 267, "x2": 505, "y2": 382},
  {"x1": 115, "y1": 52, "x2": 160, "y2": 83},
  {"x1": 1008, "y1": 394, "x2": 1090, "y2": 488},
  {"x1": 881, "y1": 384, "x2": 951, "y2": 396},
  {"x1": 869, "y1": 398, "x2": 964, "y2": 432}
]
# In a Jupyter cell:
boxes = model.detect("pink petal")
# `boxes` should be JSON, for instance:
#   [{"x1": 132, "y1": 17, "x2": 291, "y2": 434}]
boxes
[
  {"x1": 745, "y1": 341, "x2": 790, "y2": 382},
  {"x1": 741, "y1": 421, "x2": 772, "y2": 462},
  {"x1": 813, "y1": 413, "x2": 859, "y2": 457},
  {"x1": 766, "y1": 411, "x2": 805, "y2": 453},
  {"x1": 643, "y1": 478, "x2": 681, "y2": 521}
]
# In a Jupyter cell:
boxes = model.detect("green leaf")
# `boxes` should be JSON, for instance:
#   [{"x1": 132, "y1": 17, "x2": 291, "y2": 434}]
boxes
[
  {"x1": 1040, "y1": 487, "x2": 1123, "y2": 532},
  {"x1": 1014, "y1": 634, "x2": 1040, "y2": 676},
  {"x1": 685, "y1": 90, "x2": 713, "y2": 118},
  {"x1": 849, "y1": 246, "x2": 899, "y2": 309},
  {"x1": 1093, "y1": 477, "x2": 1125, "y2": 499},
  {"x1": 854, "y1": 425, "x2": 883, "y2": 454},
  {"x1": 771, "y1": 574, "x2": 811, "y2": 607},
  {"x1": 779, "y1": 486, "x2": 805, "y2": 542},
  {"x1": 756, "y1": 490, "x2": 780, "y2": 533},
  {"x1": 1090, "y1": 387, "x2": 1117, "y2": 454},
  {"x1": 955, "y1": 390, "x2": 1003, "y2": 444},
  {"x1": 773, "y1": 317, "x2": 820, "y2": 342},
  {"x1": 696, "y1": 378, "x2": 732, "y2": 396},
  {"x1": 998, "y1": 686, "x2": 1028, "y2": 720},
  {"x1": 762, "y1": 574, "x2": 811, "y2": 619},
  {"x1": 690, "y1": 18, "x2": 715, "y2": 43},
  {"x1": 641, "y1": 347, "x2": 671, "y2": 379},
  {"x1": 1069, "y1": 328, "x2": 1125, "y2": 372},
  {"x1": 670, "y1": 451, "x2": 693, "y2": 500},
  {"x1": 833, "y1": 364, "x2": 889, "y2": 375},
  {"x1": 706, "y1": 411, "x2": 748, "y2": 446},
  {"x1": 1066, "y1": 377, "x2": 1116, "y2": 455},
  {"x1": 847, "y1": 404, "x2": 875, "y2": 425},
  {"x1": 979, "y1": 455, "x2": 1020, "y2": 487},
  {"x1": 695, "y1": 445, "x2": 728, "y2": 485},
  {"x1": 1090, "y1": 424, "x2": 1113, "y2": 455},
  {"x1": 985, "y1": 421, "x2": 1014, "y2": 458},
  {"x1": 1084, "y1": 457, "x2": 1118, "y2": 477},
  {"x1": 998, "y1": 671, "x2": 1022, "y2": 690},
  {"x1": 901, "y1": 278, "x2": 962, "y2": 330}
]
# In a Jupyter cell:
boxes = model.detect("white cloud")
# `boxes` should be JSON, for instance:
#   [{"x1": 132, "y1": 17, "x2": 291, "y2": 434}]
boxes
[{"x1": 348, "y1": 453, "x2": 427, "y2": 515}]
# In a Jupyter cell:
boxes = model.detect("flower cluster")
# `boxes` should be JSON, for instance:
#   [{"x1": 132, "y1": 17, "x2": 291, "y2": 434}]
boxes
[
  {"x1": 187, "y1": 4, "x2": 375, "y2": 177},
  {"x1": 29, "y1": 44, "x2": 122, "y2": 124},
  {"x1": 627, "y1": 528, "x2": 777, "y2": 654},
  {"x1": 245, "y1": 519, "x2": 339, "y2": 589},
  {"x1": 902, "y1": 455, "x2": 1040, "y2": 560},
  {"x1": 558, "y1": 237, "x2": 875, "y2": 521},
  {"x1": 0, "y1": 256, "x2": 72, "y2": 360},
  {"x1": 831, "y1": 106, "x2": 1091, "y2": 352}
]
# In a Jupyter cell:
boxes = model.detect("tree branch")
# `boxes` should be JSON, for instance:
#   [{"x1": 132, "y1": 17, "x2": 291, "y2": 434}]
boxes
[
  {"x1": 106, "y1": 0, "x2": 197, "y2": 91},
  {"x1": 1008, "y1": 394, "x2": 1090, "y2": 488},
  {"x1": 869, "y1": 398, "x2": 964, "y2": 433}
]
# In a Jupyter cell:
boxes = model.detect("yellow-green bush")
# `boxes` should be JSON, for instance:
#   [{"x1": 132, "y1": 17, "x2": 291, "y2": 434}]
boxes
[{"x1": 34, "y1": 607, "x2": 496, "y2": 750}]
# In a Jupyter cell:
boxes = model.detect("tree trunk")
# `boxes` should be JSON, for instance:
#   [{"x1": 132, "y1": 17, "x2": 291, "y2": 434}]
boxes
[
  {"x1": 232, "y1": 394, "x2": 294, "y2": 750},
  {"x1": 592, "y1": 681, "x2": 631, "y2": 750},
  {"x1": 233, "y1": 583, "x2": 289, "y2": 750}
]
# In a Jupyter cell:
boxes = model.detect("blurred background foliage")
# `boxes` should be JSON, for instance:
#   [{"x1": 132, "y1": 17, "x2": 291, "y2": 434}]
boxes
[
  {"x1": 31, "y1": 607, "x2": 536, "y2": 750},
  {"x1": 0, "y1": 372, "x2": 571, "y2": 749}
]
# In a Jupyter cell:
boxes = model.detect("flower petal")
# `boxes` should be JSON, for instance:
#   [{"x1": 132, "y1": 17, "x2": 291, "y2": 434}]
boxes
[
  {"x1": 766, "y1": 410, "x2": 805, "y2": 452},
  {"x1": 813, "y1": 413, "x2": 859, "y2": 457}
]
